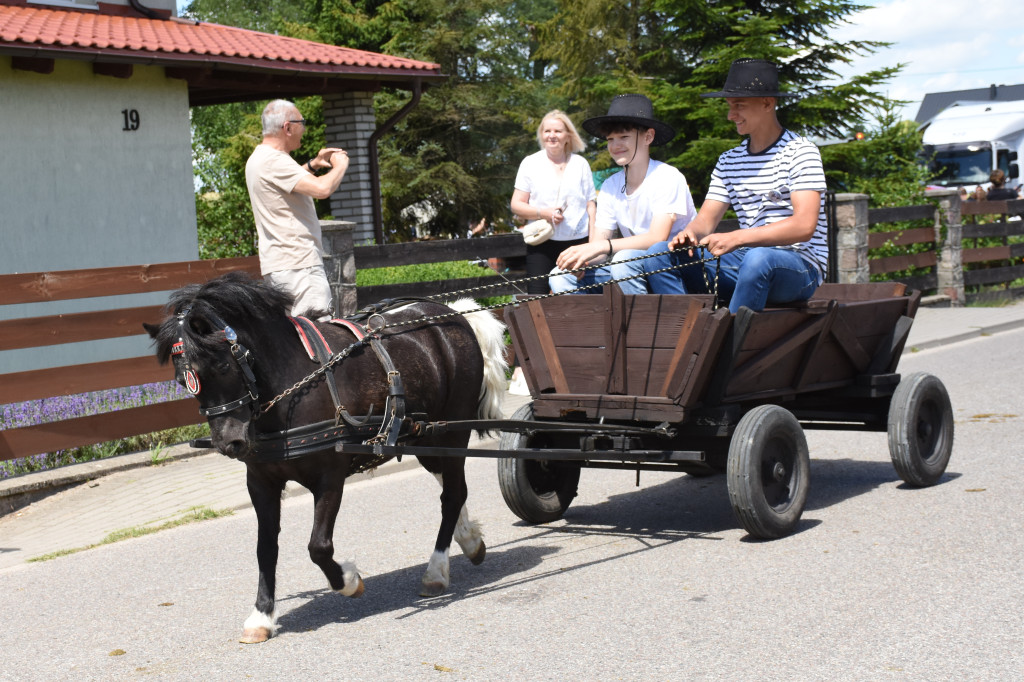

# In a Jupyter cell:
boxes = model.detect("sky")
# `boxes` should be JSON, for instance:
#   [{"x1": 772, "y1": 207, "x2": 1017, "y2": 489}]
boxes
[
  {"x1": 174, "y1": 0, "x2": 1024, "y2": 123},
  {"x1": 832, "y1": 0, "x2": 1024, "y2": 121}
]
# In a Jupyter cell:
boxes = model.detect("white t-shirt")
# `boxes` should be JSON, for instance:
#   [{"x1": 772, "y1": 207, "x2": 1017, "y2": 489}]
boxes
[
  {"x1": 595, "y1": 160, "x2": 697, "y2": 239},
  {"x1": 245, "y1": 144, "x2": 323, "y2": 275},
  {"x1": 708, "y1": 130, "x2": 828, "y2": 279},
  {"x1": 514, "y1": 151, "x2": 597, "y2": 241}
]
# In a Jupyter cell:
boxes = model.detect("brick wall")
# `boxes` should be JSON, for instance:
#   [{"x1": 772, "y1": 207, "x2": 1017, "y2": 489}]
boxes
[{"x1": 324, "y1": 91, "x2": 377, "y2": 244}]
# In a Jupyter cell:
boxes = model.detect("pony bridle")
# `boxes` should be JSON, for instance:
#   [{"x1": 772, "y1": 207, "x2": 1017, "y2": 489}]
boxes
[{"x1": 172, "y1": 306, "x2": 261, "y2": 418}]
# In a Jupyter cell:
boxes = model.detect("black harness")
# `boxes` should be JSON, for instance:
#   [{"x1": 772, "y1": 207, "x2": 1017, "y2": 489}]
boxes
[
  {"x1": 172, "y1": 308, "x2": 261, "y2": 418},
  {"x1": 176, "y1": 301, "x2": 413, "y2": 464}
]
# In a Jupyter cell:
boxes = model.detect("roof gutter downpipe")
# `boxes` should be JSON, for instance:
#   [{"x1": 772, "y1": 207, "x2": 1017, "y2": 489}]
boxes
[
  {"x1": 128, "y1": 0, "x2": 164, "y2": 20},
  {"x1": 369, "y1": 78, "x2": 423, "y2": 244}
]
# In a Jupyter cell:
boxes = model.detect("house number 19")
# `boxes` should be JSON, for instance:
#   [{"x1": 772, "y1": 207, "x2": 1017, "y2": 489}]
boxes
[{"x1": 121, "y1": 109, "x2": 140, "y2": 131}]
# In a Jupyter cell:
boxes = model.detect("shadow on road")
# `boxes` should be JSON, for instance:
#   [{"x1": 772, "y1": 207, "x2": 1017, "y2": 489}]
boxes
[{"x1": 272, "y1": 458, "x2": 961, "y2": 638}]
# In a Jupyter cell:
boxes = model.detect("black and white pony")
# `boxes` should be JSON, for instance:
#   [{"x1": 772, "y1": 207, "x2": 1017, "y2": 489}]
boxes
[{"x1": 144, "y1": 272, "x2": 507, "y2": 643}]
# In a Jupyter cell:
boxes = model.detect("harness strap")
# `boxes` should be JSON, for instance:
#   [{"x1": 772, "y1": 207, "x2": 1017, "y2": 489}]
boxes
[
  {"x1": 366, "y1": 333, "x2": 406, "y2": 450},
  {"x1": 289, "y1": 316, "x2": 344, "y2": 419},
  {"x1": 252, "y1": 418, "x2": 381, "y2": 460},
  {"x1": 329, "y1": 315, "x2": 406, "y2": 448},
  {"x1": 328, "y1": 318, "x2": 367, "y2": 340}
]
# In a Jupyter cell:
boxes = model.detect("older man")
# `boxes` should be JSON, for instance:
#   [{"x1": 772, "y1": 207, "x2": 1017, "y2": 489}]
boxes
[
  {"x1": 641, "y1": 59, "x2": 828, "y2": 313},
  {"x1": 245, "y1": 99, "x2": 349, "y2": 318}
]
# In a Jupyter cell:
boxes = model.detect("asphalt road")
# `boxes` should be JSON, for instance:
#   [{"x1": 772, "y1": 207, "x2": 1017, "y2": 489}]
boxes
[{"x1": 1, "y1": 330, "x2": 1022, "y2": 680}]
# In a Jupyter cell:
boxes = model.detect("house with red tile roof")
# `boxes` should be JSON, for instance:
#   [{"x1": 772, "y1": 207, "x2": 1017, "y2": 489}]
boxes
[{"x1": 0, "y1": 0, "x2": 443, "y2": 372}]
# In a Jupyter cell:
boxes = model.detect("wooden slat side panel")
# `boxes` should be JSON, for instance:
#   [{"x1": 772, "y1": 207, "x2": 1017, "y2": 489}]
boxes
[
  {"x1": 606, "y1": 285, "x2": 628, "y2": 395},
  {"x1": 672, "y1": 308, "x2": 732, "y2": 407},
  {"x1": 0, "y1": 257, "x2": 260, "y2": 305},
  {"x1": 528, "y1": 301, "x2": 570, "y2": 393},
  {"x1": 0, "y1": 356, "x2": 174, "y2": 405},
  {"x1": 660, "y1": 297, "x2": 709, "y2": 397},
  {"x1": 532, "y1": 394, "x2": 686, "y2": 423},
  {"x1": 552, "y1": 348, "x2": 610, "y2": 395},
  {"x1": 529, "y1": 295, "x2": 610, "y2": 348},
  {"x1": 505, "y1": 305, "x2": 553, "y2": 395},
  {"x1": 621, "y1": 295, "x2": 714, "y2": 348},
  {"x1": 727, "y1": 310, "x2": 830, "y2": 392},
  {"x1": 0, "y1": 305, "x2": 166, "y2": 351},
  {"x1": 623, "y1": 349, "x2": 682, "y2": 396},
  {"x1": 0, "y1": 400, "x2": 203, "y2": 461},
  {"x1": 811, "y1": 283, "x2": 908, "y2": 303}
]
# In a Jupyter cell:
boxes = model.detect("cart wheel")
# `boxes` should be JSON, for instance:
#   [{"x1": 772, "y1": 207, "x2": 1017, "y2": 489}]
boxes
[
  {"x1": 888, "y1": 372, "x2": 953, "y2": 487},
  {"x1": 727, "y1": 405, "x2": 810, "y2": 540},
  {"x1": 497, "y1": 403, "x2": 580, "y2": 524}
]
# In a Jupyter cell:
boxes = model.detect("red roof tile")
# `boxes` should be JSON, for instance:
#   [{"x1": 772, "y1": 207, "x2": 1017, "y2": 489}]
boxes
[{"x1": 0, "y1": 4, "x2": 441, "y2": 76}]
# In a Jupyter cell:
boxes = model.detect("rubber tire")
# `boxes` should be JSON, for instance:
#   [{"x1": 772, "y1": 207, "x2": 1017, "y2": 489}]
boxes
[
  {"x1": 727, "y1": 405, "x2": 810, "y2": 540},
  {"x1": 888, "y1": 372, "x2": 954, "y2": 487},
  {"x1": 497, "y1": 403, "x2": 581, "y2": 524}
]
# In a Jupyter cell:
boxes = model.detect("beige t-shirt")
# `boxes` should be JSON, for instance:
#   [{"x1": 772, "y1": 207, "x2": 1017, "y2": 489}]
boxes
[{"x1": 245, "y1": 144, "x2": 323, "y2": 275}]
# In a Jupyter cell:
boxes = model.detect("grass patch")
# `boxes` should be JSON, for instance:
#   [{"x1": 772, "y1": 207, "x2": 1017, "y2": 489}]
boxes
[
  {"x1": 356, "y1": 259, "x2": 494, "y2": 287},
  {"x1": 356, "y1": 259, "x2": 513, "y2": 308},
  {"x1": 26, "y1": 506, "x2": 233, "y2": 562}
]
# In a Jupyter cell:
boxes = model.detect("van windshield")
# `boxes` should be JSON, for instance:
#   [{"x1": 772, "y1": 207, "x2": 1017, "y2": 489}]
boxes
[{"x1": 930, "y1": 146, "x2": 991, "y2": 186}]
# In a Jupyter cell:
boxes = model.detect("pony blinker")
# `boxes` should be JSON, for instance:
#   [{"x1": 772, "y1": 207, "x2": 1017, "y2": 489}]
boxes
[
  {"x1": 172, "y1": 305, "x2": 260, "y2": 415},
  {"x1": 173, "y1": 309, "x2": 202, "y2": 395}
]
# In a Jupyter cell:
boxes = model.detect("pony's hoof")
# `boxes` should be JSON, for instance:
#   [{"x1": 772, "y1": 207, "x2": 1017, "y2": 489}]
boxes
[
  {"x1": 467, "y1": 541, "x2": 486, "y2": 565},
  {"x1": 239, "y1": 627, "x2": 272, "y2": 644},
  {"x1": 347, "y1": 576, "x2": 365, "y2": 598},
  {"x1": 419, "y1": 581, "x2": 446, "y2": 598}
]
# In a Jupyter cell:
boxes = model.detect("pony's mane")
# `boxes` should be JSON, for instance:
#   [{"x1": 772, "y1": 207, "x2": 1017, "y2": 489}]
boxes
[{"x1": 149, "y1": 272, "x2": 293, "y2": 363}]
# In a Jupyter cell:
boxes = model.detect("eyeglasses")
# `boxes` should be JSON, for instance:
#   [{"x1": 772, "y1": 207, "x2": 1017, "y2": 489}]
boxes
[{"x1": 287, "y1": 119, "x2": 308, "y2": 127}]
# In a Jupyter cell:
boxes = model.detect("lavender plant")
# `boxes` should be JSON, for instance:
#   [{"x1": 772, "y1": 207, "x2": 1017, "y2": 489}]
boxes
[{"x1": 1, "y1": 382, "x2": 209, "y2": 479}]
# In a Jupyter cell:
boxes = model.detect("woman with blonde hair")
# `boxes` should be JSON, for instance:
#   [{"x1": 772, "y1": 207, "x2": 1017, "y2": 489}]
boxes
[{"x1": 510, "y1": 110, "x2": 597, "y2": 294}]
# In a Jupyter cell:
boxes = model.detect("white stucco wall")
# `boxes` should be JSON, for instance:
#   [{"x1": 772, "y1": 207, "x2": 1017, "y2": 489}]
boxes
[{"x1": 0, "y1": 58, "x2": 198, "y2": 373}]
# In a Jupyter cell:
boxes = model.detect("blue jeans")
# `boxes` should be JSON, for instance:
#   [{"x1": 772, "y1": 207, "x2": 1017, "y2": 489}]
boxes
[
  {"x1": 642, "y1": 241, "x2": 819, "y2": 313},
  {"x1": 549, "y1": 249, "x2": 649, "y2": 295}
]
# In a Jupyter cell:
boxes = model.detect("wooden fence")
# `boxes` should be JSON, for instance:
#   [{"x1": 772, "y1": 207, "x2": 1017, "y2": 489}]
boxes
[
  {"x1": 0, "y1": 235, "x2": 524, "y2": 464},
  {"x1": 838, "y1": 192, "x2": 1024, "y2": 304}
]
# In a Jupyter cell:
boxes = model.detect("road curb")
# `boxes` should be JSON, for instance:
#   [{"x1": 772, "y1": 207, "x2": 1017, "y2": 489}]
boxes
[
  {"x1": 1, "y1": 434, "x2": 502, "y2": 519},
  {"x1": 0, "y1": 442, "x2": 209, "y2": 517}
]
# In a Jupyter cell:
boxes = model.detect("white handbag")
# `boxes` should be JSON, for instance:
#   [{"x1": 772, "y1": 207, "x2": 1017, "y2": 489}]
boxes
[{"x1": 521, "y1": 219, "x2": 554, "y2": 246}]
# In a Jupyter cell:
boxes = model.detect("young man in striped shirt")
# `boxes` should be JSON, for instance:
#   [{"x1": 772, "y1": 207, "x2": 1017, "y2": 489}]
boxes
[{"x1": 642, "y1": 59, "x2": 828, "y2": 313}]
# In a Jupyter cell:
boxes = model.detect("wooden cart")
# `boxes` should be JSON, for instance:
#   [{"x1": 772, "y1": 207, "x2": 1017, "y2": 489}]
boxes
[{"x1": 497, "y1": 282, "x2": 954, "y2": 539}]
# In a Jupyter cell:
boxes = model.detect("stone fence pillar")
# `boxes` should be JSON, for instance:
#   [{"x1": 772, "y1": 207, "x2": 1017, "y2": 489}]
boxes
[
  {"x1": 321, "y1": 220, "x2": 357, "y2": 315},
  {"x1": 833, "y1": 193, "x2": 870, "y2": 284},
  {"x1": 926, "y1": 188, "x2": 964, "y2": 306}
]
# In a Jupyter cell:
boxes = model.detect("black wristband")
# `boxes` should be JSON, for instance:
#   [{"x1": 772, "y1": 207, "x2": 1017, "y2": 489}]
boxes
[{"x1": 306, "y1": 160, "x2": 316, "y2": 173}]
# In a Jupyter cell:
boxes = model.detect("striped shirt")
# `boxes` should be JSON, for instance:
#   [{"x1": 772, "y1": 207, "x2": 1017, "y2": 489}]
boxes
[{"x1": 707, "y1": 130, "x2": 828, "y2": 280}]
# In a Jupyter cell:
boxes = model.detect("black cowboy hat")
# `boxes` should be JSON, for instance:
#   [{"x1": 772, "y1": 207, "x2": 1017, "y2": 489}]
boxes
[
  {"x1": 701, "y1": 59, "x2": 796, "y2": 99},
  {"x1": 581, "y1": 94, "x2": 676, "y2": 147}
]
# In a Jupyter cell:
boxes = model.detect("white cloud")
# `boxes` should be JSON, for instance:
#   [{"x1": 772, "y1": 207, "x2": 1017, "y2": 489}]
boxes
[{"x1": 830, "y1": 0, "x2": 1024, "y2": 120}]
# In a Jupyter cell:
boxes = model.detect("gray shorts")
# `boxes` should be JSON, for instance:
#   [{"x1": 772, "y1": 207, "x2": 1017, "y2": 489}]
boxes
[{"x1": 264, "y1": 265, "x2": 334, "y2": 320}]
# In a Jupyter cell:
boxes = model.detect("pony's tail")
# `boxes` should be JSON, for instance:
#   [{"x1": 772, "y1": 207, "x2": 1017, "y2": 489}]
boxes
[{"x1": 447, "y1": 298, "x2": 508, "y2": 422}]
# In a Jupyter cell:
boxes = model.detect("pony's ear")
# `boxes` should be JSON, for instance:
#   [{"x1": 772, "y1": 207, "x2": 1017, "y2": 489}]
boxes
[{"x1": 143, "y1": 322, "x2": 161, "y2": 338}]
